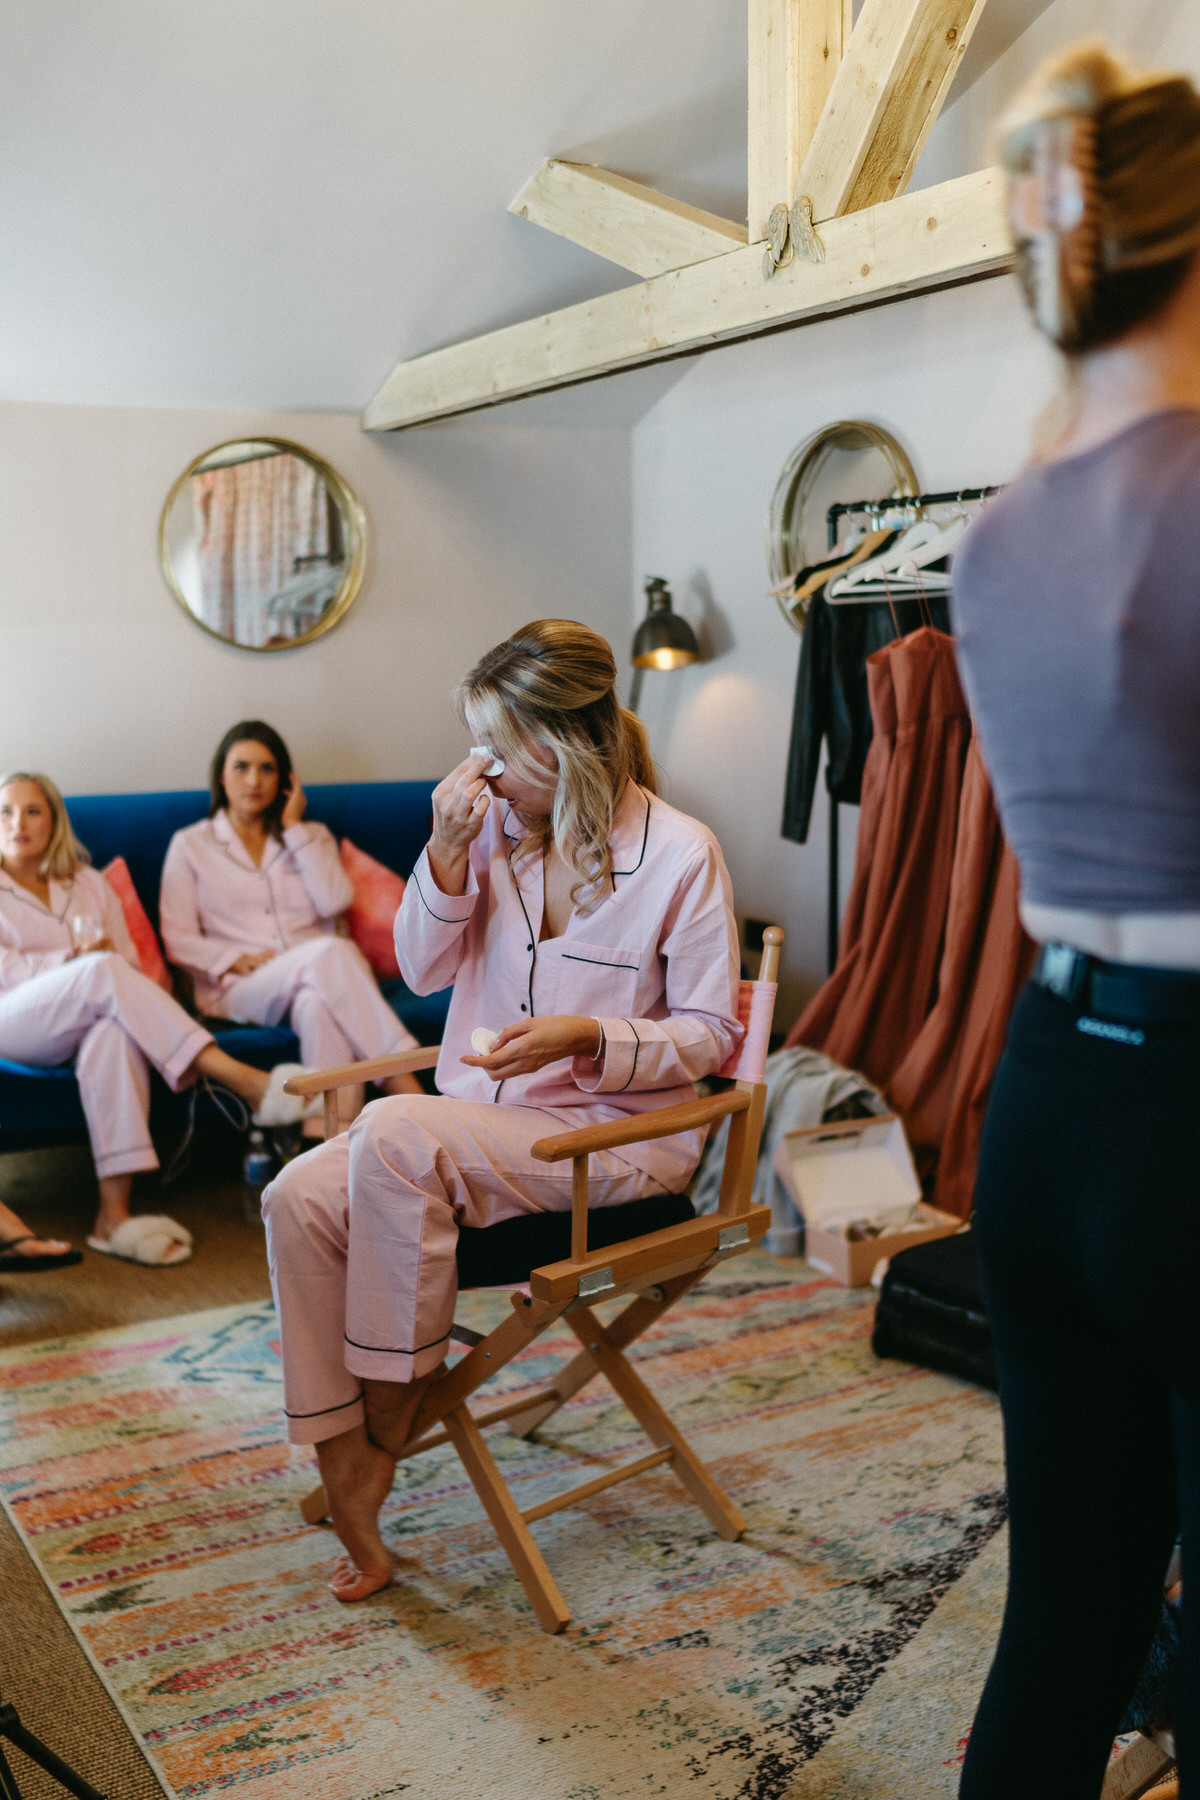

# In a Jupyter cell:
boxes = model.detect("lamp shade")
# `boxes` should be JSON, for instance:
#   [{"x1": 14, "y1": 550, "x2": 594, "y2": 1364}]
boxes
[{"x1": 631, "y1": 577, "x2": 699, "y2": 670}]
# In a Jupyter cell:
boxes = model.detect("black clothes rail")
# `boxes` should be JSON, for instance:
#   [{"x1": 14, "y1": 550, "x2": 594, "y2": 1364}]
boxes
[
  {"x1": 817, "y1": 486, "x2": 1000, "y2": 973},
  {"x1": 827, "y1": 484, "x2": 1001, "y2": 534}
]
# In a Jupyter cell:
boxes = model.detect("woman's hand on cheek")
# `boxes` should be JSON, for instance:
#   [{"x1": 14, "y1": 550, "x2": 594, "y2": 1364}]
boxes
[
  {"x1": 459, "y1": 1015, "x2": 602, "y2": 1078},
  {"x1": 281, "y1": 776, "x2": 307, "y2": 830}
]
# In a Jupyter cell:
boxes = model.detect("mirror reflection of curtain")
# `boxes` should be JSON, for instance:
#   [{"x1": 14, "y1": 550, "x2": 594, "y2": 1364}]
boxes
[{"x1": 190, "y1": 453, "x2": 334, "y2": 648}]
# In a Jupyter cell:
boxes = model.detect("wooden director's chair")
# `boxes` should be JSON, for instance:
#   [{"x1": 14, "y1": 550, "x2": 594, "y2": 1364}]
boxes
[{"x1": 284, "y1": 926, "x2": 783, "y2": 1633}]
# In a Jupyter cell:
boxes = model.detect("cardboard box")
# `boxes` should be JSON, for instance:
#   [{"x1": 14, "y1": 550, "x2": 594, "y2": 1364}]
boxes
[{"x1": 773, "y1": 1113, "x2": 962, "y2": 1287}]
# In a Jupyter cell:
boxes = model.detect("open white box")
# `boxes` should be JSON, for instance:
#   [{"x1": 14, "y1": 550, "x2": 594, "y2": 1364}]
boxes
[{"x1": 772, "y1": 1113, "x2": 961, "y2": 1286}]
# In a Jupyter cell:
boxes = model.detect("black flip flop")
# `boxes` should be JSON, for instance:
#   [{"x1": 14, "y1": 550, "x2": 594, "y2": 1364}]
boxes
[{"x1": 0, "y1": 1234, "x2": 84, "y2": 1273}]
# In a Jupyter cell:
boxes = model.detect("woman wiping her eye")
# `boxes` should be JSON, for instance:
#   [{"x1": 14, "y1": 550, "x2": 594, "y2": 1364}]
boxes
[
  {"x1": 160, "y1": 721, "x2": 422, "y2": 1136},
  {"x1": 0, "y1": 772, "x2": 313, "y2": 1266},
  {"x1": 261, "y1": 619, "x2": 745, "y2": 1603}
]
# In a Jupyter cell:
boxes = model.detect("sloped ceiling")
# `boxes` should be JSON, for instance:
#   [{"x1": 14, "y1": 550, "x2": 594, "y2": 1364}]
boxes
[{"x1": 0, "y1": 0, "x2": 1052, "y2": 417}]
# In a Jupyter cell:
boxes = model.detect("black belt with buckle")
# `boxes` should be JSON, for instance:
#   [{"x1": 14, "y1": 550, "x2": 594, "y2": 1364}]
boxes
[{"x1": 1032, "y1": 942, "x2": 1200, "y2": 1026}]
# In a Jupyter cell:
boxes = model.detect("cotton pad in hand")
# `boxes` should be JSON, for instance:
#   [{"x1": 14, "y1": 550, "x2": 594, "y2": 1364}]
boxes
[
  {"x1": 471, "y1": 1028, "x2": 501, "y2": 1055},
  {"x1": 470, "y1": 745, "x2": 505, "y2": 777}
]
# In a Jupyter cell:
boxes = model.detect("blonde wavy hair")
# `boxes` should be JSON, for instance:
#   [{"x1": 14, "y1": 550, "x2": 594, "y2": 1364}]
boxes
[
  {"x1": 0, "y1": 772, "x2": 91, "y2": 881},
  {"x1": 456, "y1": 619, "x2": 657, "y2": 911},
  {"x1": 998, "y1": 41, "x2": 1200, "y2": 352}
]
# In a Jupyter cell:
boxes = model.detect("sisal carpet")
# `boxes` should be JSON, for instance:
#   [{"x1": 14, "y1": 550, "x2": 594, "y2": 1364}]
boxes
[{"x1": 0, "y1": 1254, "x2": 1006, "y2": 1800}]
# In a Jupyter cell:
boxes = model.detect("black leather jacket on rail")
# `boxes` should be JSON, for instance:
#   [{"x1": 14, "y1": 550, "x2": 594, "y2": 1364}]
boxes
[{"x1": 781, "y1": 568, "x2": 950, "y2": 845}]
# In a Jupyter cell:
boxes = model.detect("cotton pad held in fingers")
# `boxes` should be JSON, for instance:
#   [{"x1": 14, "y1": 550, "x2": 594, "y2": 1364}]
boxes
[
  {"x1": 471, "y1": 1028, "x2": 501, "y2": 1055},
  {"x1": 470, "y1": 745, "x2": 505, "y2": 777}
]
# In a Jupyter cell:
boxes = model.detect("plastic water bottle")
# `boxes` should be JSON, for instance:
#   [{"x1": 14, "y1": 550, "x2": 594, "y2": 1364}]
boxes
[{"x1": 243, "y1": 1130, "x2": 273, "y2": 1189}]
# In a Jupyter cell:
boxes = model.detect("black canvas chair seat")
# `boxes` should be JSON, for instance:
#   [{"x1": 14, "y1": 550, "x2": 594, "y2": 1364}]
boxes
[{"x1": 455, "y1": 1192, "x2": 695, "y2": 1288}]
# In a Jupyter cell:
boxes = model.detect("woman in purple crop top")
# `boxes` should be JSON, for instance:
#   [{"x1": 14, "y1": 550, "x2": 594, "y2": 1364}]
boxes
[{"x1": 954, "y1": 45, "x2": 1200, "y2": 1800}]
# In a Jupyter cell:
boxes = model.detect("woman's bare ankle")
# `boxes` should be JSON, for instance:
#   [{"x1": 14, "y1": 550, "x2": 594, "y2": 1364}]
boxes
[
  {"x1": 363, "y1": 1368, "x2": 440, "y2": 1457},
  {"x1": 313, "y1": 1426, "x2": 396, "y2": 1600}
]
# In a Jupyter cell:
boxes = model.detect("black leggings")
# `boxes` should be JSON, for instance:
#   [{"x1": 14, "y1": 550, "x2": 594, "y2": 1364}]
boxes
[{"x1": 960, "y1": 981, "x2": 1200, "y2": 1800}]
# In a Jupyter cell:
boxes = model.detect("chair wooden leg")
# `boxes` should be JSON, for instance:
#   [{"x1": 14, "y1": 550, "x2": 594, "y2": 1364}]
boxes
[
  {"x1": 442, "y1": 1402, "x2": 571, "y2": 1634},
  {"x1": 563, "y1": 1304, "x2": 746, "y2": 1542},
  {"x1": 506, "y1": 1270, "x2": 707, "y2": 1439}
]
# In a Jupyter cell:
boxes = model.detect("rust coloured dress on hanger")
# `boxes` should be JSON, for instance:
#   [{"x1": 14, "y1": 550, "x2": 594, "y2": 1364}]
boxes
[
  {"x1": 787, "y1": 627, "x2": 971, "y2": 1085},
  {"x1": 886, "y1": 739, "x2": 1034, "y2": 1218},
  {"x1": 786, "y1": 625, "x2": 1031, "y2": 1218}
]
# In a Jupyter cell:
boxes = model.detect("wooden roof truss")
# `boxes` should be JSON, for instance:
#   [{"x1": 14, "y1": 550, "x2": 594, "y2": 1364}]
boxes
[{"x1": 364, "y1": 0, "x2": 1013, "y2": 431}]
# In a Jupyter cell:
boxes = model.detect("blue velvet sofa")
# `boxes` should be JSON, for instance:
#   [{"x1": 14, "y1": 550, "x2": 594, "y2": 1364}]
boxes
[{"x1": 0, "y1": 782, "x2": 450, "y2": 1157}]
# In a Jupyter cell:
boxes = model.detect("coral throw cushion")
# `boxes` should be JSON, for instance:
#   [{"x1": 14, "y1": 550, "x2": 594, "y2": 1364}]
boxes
[
  {"x1": 102, "y1": 857, "x2": 173, "y2": 991},
  {"x1": 339, "y1": 839, "x2": 406, "y2": 978}
]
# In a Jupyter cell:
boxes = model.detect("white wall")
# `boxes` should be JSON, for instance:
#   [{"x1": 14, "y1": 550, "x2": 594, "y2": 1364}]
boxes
[
  {"x1": 631, "y1": 0, "x2": 1200, "y2": 1028},
  {"x1": 0, "y1": 399, "x2": 632, "y2": 793},
  {"x1": 630, "y1": 281, "x2": 1055, "y2": 1023}
]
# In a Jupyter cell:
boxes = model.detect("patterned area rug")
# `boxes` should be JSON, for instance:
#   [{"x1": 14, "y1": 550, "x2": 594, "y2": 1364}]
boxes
[{"x1": 0, "y1": 1254, "x2": 1006, "y2": 1800}]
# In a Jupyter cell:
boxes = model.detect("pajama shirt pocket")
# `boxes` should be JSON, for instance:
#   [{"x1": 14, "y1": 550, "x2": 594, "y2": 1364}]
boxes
[{"x1": 553, "y1": 942, "x2": 640, "y2": 1014}]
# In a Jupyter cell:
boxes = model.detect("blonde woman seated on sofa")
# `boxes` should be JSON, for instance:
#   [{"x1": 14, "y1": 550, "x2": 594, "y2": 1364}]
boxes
[
  {"x1": 0, "y1": 773, "x2": 315, "y2": 1267},
  {"x1": 160, "y1": 720, "x2": 421, "y2": 1135}
]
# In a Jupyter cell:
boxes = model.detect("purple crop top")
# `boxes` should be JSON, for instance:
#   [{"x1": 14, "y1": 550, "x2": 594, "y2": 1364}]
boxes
[{"x1": 953, "y1": 409, "x2": 1200, "y2": 912}]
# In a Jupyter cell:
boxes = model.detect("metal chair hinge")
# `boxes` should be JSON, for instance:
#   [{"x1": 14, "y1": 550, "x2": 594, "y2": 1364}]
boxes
[
  {"x1": 717, "y1": 1223, "x2": 751, "y2": 1250},
  {"x1": 578, "y1": 1266, "x2": 615, "y2": 1298}
]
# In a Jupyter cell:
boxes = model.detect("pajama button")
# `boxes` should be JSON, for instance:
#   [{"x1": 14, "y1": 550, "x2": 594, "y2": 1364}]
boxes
[{"x1": 520, "y1": 1004, "x2": 527, "y2": 1012}]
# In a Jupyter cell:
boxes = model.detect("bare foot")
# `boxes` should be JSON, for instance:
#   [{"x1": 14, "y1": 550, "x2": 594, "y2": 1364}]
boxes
[
  {"x1": 314, "y1": 1425, "x2": 396, "y2": 1603},
  {"x1": 363, "y1": 1368, "x2": 442, "y2": 1457},
  {"x1": 328, "y1": 1551, "x2": 392, "y2": 1603}
]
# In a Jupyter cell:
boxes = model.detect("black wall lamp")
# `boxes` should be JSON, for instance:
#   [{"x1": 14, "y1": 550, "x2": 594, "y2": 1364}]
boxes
[{"x1": 628, "y1": 577, "x2": 699, "y2": 713}]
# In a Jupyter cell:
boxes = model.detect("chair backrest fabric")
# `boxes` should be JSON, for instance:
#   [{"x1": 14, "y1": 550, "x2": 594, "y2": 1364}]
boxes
[
  {"x1": 718, "y1": 979, "x2": 777, "y2": 1083},
  {"x1": 64, "y1": 781, "x2": 438, "y2": 932}
]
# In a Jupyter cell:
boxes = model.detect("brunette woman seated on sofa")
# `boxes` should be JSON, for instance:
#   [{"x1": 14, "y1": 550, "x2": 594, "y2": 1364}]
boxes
[{"x1": 160, "y1": 721, "x2": 422, "y2": 1135}]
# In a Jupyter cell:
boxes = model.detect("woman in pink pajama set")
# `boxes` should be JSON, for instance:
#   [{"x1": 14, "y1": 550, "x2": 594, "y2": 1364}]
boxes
[
  {"x1": 263, "y1": 620, "x2": 744, "y2": 1601},
  {"x1": 0, "y1": 773, "x2": 312, "y2": 1266},
  {"x1": 160, "y1": 721, "x2": 421, "y2": 1135}
]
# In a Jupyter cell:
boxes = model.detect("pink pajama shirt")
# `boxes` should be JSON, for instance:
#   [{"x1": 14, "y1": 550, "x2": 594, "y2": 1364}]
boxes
[
  {"x1": 0, "y1": 866, "x2": 213, "y2": 1178},
  {"x1": 263, "y1": 783, "x2": 743, "y2": 1443},
  {"x1": 160, "y1": 812, "x2": 416, "y2": 1071}
]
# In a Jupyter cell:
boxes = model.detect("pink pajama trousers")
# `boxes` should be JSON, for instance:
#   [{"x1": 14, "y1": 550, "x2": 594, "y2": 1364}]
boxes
[
  {"x1": 213, "y1": 937, "x2": 416, "y2": 1071},
  {"x1": 0, "y1": 953, "x2": 212, "y2": 1178},
  {"x1": 261, "y1": 1093, "x2": 672, "y2": 1444}
]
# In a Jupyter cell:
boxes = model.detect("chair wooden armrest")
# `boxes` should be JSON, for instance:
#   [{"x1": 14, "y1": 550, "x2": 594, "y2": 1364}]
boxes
[
  {"x1": 284, "y1": 1047, "x2": 442, "y2": 1135},
  {"x1": 283, "y1": 1045, "x2": 442, "y2": 1098},
  {"x1": 529, "y1": 1089, "x2": 750, "y2": 1164},
  {"x1": 530, "y1": 1087, "x2": 754, "y2": 1266}
]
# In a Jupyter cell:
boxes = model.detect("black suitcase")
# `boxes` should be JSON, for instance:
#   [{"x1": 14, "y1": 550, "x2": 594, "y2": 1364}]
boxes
[{"x1": 872, "y1": 1229, "x2": 998, "y2": 1391}]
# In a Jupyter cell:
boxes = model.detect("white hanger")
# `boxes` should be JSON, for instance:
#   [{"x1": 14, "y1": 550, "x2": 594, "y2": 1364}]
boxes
[{"x1": 827, "y1": 512, "x2": 970, "y2": 601}]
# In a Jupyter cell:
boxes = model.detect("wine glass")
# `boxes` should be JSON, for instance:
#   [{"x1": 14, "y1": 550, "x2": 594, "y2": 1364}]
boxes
[{"x1": 69, "y1": 909, "x2": 105, "y2": 954}]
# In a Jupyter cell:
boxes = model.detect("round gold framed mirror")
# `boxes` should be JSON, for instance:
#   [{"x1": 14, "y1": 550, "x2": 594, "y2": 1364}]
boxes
[
  {"x1": 158, "y1": 438, "x2": 366, "y2": 651},
  {"x1": 767, "y1": 422, "x2": 918, "y2": 634}
]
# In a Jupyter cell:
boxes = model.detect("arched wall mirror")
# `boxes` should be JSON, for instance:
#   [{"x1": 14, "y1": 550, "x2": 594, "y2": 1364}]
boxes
[
  {"x1": 158, "y1": 438, "x2": 366, "y2": 651},
  {"x1": 766, "y1": 422, "x2": 918, "y2": 634}
]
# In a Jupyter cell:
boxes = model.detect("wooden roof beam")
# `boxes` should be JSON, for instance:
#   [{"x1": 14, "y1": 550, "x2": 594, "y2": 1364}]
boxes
[
  {"x1": 748, "y1": 0, "x2": 852, "y2": 243},
  {"x1": 362, "y1": 167, "x2": 1012, "y2": 431},
  {"x1": 509, "y1": 160, "x2": 747, "y2": 279},
  {"x1": 797, "y1": 0, "x2": 991, "y2": 222}
]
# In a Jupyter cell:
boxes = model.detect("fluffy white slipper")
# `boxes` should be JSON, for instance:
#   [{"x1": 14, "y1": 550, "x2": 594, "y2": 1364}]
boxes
[
  {"x1": 87, "y1": 1214, "x2": 193, "y2": 1267},
  {"x1": 253, "y1": 1064, "x2": 320, "y2": 1128}
]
